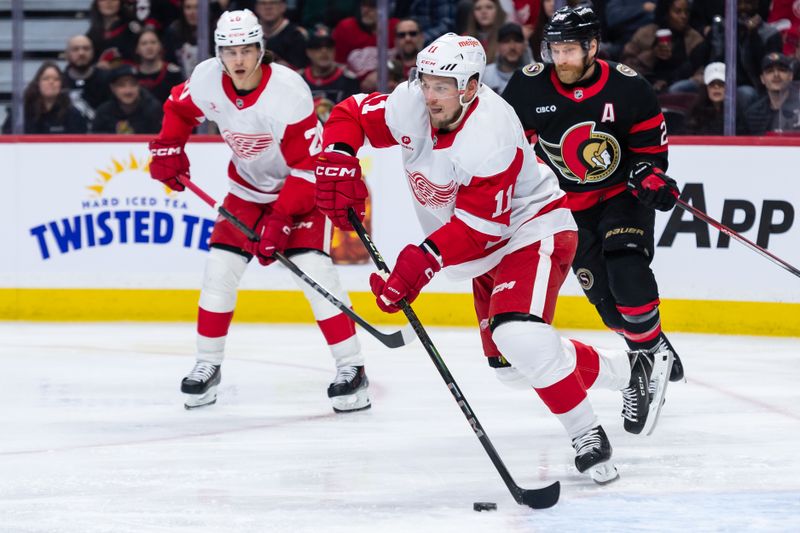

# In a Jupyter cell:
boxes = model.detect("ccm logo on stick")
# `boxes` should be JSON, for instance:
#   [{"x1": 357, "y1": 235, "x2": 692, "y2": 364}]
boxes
[{"x1": 316, "y1": 167, "x2": 357, "y2": 177}]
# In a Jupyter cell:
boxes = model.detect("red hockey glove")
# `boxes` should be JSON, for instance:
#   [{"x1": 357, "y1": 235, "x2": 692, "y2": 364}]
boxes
[
  {"x1": 369, "y1": 244, "x2": 441, "y2": 313},
  {"x1": 628, "y1": 161, "x2": 679, "y2": 211},
  {"x1": 243, "y1": 211, "x2": 293, "y2": 266},
  {"x1": 148, "y1": 139, "x2": 189, "y2": 192},
  {"x1": 315, "y1": 151, "x2": 367, "y2": 230}
]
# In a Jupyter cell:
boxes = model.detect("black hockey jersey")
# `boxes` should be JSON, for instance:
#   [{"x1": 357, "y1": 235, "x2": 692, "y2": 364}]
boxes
[{"x1": 502, "y1": 59, "x2": 668, "y2": 211}]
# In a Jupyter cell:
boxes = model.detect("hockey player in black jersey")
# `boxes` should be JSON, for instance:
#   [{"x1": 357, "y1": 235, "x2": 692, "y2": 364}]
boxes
[{"x1": 502, "y1": 6, "x2": 684, "y2": 411}]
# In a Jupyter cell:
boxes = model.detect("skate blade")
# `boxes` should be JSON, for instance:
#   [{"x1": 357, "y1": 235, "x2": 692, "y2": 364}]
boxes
[
  {"x1": 643, "y1": 350, "x2": 673, "y2": 436},
  {"x1": 330, "y1": 388, "x2": 371, "y2": 413},
  {"x1": 184, "y1": 387, "x2": 218, "y2": 410},
  {"x1": 589, "y1": 461, "x2": 620, "y2": 485}
]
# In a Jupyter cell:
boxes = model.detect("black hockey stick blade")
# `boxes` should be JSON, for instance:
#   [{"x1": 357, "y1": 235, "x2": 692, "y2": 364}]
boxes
[
  {"x1": 515, "y1": 481, "x2": 560, "y2": 509},
  {"x1": 176, "y1": 175, "x2": 415, "y2": 349}
]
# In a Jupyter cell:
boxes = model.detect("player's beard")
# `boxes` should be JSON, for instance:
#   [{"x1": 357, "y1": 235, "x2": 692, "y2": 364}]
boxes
[
  {"x1": 428, "y1": 106, "x2": 461, "y2": 130},
  {"x1": 554, "y1": 63, "x2": 585, "y2": 85}
]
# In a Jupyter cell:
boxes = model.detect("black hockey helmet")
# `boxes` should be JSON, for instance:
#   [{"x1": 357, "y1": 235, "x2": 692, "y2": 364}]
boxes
[
  {"x1": 543, "y1": 5, "x2": 601, "y2": 44},
  {"x1": 541, "y1": 5, "x2": 600, "y2": 64}
]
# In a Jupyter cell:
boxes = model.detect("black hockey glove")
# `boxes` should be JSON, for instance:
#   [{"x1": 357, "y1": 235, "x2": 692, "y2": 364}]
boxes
[{"x1": 628, "y1": 161, "x2": 679, "y2": 211}]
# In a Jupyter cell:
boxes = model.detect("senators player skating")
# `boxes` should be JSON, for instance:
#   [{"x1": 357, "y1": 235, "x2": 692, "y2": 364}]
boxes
[
  {"x1": 503, "y1": 7, "x2": 683, "y2": 420},
  {"x1": 147, "y1": 9, "x2": 369, "y2": 413},
  {"x1": 314, "y1": 33, "x2": 669, "y2": 483}
]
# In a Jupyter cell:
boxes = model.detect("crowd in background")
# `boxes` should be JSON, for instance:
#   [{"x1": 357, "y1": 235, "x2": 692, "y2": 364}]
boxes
[{"x1": 3, "y1": 0, "x2": 800, "y2": 136}]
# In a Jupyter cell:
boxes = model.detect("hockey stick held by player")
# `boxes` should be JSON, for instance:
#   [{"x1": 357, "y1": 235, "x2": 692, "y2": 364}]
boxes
[
  {"x1": 318, "y1": 32, "x2": 674, "y2": 488},
  {"x1": 628, "y1": 161, "x2": 679, "y2": 211}
]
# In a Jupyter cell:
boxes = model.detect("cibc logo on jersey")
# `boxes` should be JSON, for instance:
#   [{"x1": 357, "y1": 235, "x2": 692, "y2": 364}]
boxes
[{"x1": 539, "y1": 121, "x2": 621, "y2": 184}]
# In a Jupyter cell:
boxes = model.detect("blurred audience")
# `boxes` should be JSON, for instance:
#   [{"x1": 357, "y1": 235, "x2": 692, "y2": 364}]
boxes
[
  {"x1": 465, "y1": 0, "x2": 508, "y2": 63},
  {"x1": 63, "y1": 35, "x2": 112, "y2": 121},
  {"x1": 683, "y1": 62, "x2": 729, "y2": 135},
  {"x1": 605, "y1": 0, "x2": 657, "y2": 60},
  {"x1": 392, "y1": 18, "x2": 425, "y2": 77},
  {"x1": 484, "y1": 23, "x2": 527, "y2": 93},
  {"x1": 255, "y1": 0, "x2": 309, "y2": 69},
  {"x1": 164, "y1": 0, "x2": 212, "y2": 79},
  {"x1": 743, "y1": 52, "x2": 800, "y2": 134},
  {"x1": 124, "y1": 0, "x2": 181, "y2": 32},
  {"x1": 86, "y1": 0, "x2": 142, "y2": 67},
  {"x1": 529, "y1": 0, "x2": 555, "y2": 61},
  {"x1": 332, "y1": 0, "x2": 399, "y2": 85},
  {"x1": 135, "y1": 29, "x2": 184, "y2": 104},
  {"x1": 621, "y1": 0, "x2": 708, "y2": 94},
  {"x1": 409, "y1": 0, "x2": 459, "y2": 44},
  {"x1": 301, "y1": 30, "x2": 360, "y2": 105},
  {"x1": 737, "y1": 0, "x2": 783, "y2": 109},
  {"x1": 2, "y1": 62, "x2": 88, "y2": 134},
  {"x1": 91, "y1": 65, "x2": 162, "y2": 134}
]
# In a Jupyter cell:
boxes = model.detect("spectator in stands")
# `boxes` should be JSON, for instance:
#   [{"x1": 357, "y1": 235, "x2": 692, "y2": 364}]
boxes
[
  {"x1": 63, "y1": 35, "x2": 111, "y2": 122},
  {"x1": 91, "y1": 64, "x2": 162, "y2": 134},
  {"x1": 165, "y1": 0, "x2": 198, "y2": 78},
  {"x1": 605, "y1": 0, "x2": 656, "y2": 60},
  {"x1": 621, "y1": 0, "x2": 708, "y2": 94},
  {"x1": 135, "y1": 29, "x2": 185, "y2": 104},
  {"x1": 2, "y1": 62, "x2": 88, "y2": 135},
  {"x1": 301, "y1": 29, "x2": 360, "y2": 105},
  {"x1": 529, "y1": 0, "x2": 554, "y2": 61},
  {"x1": 484, "y1": 23, "x2": 527, "y2": 93},
  {"x1": 743, "y1": 52, "x2": 800, "y2": 134},
  {"x1": 768, "y1": 0, "x2": 800, "y2": 57},
  {"x1": 332, "y1": 0, "x2": 399, "y2": 83},
  {"x1": 737, "y1": 0, "x2": 784, "y2": 108},
  {"x1": 255, "y1": 0, "x2": 309, "y2": 69},
  {"x1": 124, "y1": 0, "x2": 181, "y2": 32},
  {"x1": 87, "y1": 0, "x2": 143, "y2": 67},
  {"x1": 409, "y1": 0, "x2": 459, "y2": 44},
  {"x1": 500, "y1": 1, "x2": 541, "y2": 42},
  {"x1": 392, "y1": 18, "x2": 425, "y2": 77},
  {"x1": 684, "y1": 62, "x2": 729, "y2": 135},
  {"x1": 465, "y1": 0, "x2": 508, "y2": 63}
]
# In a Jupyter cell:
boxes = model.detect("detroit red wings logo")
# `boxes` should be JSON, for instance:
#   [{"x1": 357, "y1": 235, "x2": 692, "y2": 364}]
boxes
[
  {"x1": 222, "y1": 130, "x2": 274, "y2": 161},
  {"x1": 539, "y1": 121, "x2": 621, "y2": 184},
  {"x1": 406, "y1": 170, "x2": 456, "y2": 208}
]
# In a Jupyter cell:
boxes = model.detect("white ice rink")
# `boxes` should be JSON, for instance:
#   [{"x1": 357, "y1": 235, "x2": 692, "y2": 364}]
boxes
[{"x1": 3, "y1": 322, "x2": 799, "y2": 532}]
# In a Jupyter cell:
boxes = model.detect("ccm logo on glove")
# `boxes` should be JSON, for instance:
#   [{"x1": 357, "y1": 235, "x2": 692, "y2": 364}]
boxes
[{"x1": 150, "y1": 146, "x2": 183, "y2": 156}]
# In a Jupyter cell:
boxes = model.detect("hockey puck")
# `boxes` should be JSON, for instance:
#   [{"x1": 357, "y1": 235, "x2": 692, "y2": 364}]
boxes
[{"x1": 473, "y1": 502, "x2": 497, "y2": 512}]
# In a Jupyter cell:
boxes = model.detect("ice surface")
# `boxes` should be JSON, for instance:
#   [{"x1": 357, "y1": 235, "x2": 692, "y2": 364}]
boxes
[{"x1": 2, "y1": 322, "x2": 799, "y2": 532}]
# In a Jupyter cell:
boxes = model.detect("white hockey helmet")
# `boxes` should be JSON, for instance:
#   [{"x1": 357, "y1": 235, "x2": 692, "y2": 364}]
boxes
[
  {"x1": 214, "y1": 9, "x2": 263, "y2": 51},
  {"x1": 415, "y1": 33, "x2": 486, "y2": 92}
]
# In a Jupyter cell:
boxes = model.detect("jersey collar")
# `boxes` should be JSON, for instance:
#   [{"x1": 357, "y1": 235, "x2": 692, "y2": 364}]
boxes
[
  {"x1": 550, "y1": 59, "x2": 609, "y2": 103},
  {"x1": 222, "y1": 64, "x2": 272, "y2": 110}
]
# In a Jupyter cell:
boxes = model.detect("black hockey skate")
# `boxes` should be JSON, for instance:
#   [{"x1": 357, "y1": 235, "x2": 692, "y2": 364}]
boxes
[
  {"x1": 654, "y1": 334, "x2": 684, "y2": 382},
  {"x1": 572, "y1": 425, "x2": 618, "y2": 484},
  {"x1": 621, "y1": 351, "x2": 651, "y2": 435},
  {"x1": 181, "y1": 362, "x2": 221, "y2": 410},
  {"x1": 327, "y1": 365, "x2": 371, "y2": 413}
]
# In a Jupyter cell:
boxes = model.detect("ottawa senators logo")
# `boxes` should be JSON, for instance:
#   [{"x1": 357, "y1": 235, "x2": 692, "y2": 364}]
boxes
[{"x1": 539, "y1": 122, "x2": 621, "y2": 184}]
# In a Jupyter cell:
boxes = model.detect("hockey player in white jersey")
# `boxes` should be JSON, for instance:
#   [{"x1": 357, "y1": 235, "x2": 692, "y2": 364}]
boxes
[
  {"x1": 147, "y1": 9, "x2": 370, "y2": 413},
  {"x1": 314, "y1": 33, "x2": 672, "y2": 482}
]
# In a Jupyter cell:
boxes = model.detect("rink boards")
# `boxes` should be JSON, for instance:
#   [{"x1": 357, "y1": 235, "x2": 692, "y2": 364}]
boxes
[{"x1": 0, "y1": 135, "x2": 797, "y2": 335}]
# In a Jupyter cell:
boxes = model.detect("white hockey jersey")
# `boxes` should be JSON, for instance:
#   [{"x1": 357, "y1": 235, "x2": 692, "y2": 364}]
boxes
[
  {"x1": 160, "y1": 59, "x2": 322, "y2": 204},
  {"x1": 323, "y1": 81, "x2": 576, "y2": 280}
]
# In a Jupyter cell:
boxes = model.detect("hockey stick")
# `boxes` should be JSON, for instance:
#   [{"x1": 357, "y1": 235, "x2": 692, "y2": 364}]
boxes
[
  {"x1": 175, "y1": 175, "x2": 415, "y2": 349},
  {"x1": 675, "y1": 198, "x2": 800, "y2": 279},
  {"x1": 347, "y1": 208, "x2": 560, "y2": 510}
]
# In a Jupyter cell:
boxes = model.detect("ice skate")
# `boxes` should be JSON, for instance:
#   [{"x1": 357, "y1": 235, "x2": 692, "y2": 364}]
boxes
[
  {"x1": 653, "y1": 335, "x2": 684, "y2": 382},
  {"x1": 641, "y1": 347, "x2": 673, "y2": 436},
  {"x1": 181, "y1": 362, "x2": 221, "y2": 410},
  {"x1": 572, "y1": 425, "x2": 619, "y2": 484},
  {"x1": 621, "y1": 351, "x2": 651, "y2": 434},
  {"x1": 327, "y1": 365, "x2": 371, "y2": 413}
]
